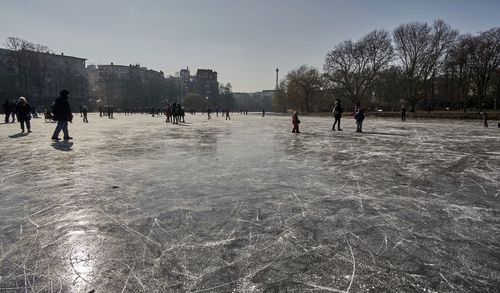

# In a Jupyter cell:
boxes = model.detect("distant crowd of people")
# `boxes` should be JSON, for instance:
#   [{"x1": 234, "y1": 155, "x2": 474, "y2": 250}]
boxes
[{"x1": 2, "y1": 93, "x2": 495, "y2": 143}]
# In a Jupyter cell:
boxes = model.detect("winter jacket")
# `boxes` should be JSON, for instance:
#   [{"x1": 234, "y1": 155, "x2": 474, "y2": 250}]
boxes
[
  {"x1": 333, "y1": 105, "x2": 342, "y2": 118},
  {"x1": 52, "y1": 96, "x2": 73, "y2": 121},
  {"x1": 2, "y1": 101, "x2": 12, "y2": 114},
  {"x1": 354, "y1": 110, "x2": 365, "y2": 122},
  {"x1": 15, "y1": 102, "x2": 32, "y2": 121}
]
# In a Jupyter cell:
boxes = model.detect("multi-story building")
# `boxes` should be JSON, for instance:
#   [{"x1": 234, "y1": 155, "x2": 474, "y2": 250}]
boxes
[
  {"x1": 194, "y1": 69, "x2": 219, "y2": 100},
  {"x1": 178, "y1": 67, "x2": 220, "y2": 103},
  {"x1": 0, "y1": 48, "x2": 87, "y2": 107},
  {"x1": 86, "y1": 63, "x2": 179, "y2": 109}
]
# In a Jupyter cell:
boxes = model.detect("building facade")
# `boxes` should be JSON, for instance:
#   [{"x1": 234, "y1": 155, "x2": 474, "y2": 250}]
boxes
[
  {"x1": 86, "y1": 63, "x2": 180, "y2": 109},
  {"x1": 194, "y1": 69, "x2": 219, "y2": 100},
  {"x1": 0, "y1": 48, "x2": 87, "y2": 107}
]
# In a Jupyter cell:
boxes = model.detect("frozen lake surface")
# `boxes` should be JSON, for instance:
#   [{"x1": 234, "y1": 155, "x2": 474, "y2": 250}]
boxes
[{"x1": 0, "y1": 113, "x2": 499, "y2": 292}]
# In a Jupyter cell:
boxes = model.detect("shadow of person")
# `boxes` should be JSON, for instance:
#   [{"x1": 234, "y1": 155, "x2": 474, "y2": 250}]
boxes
[
  {"x1": 51, "y1": 141, "x2": 74, "y2": 151},
  {"x1": 8, "y1": 132, "x2": 29, "y2": 138}
]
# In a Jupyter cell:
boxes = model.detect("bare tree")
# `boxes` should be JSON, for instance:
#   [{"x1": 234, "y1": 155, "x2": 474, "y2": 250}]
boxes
[
  {"x1": 370, "y1": 66, "x2": 404, "y2": 111},
  {"x1": 271, "y1": 79, "x2": 288, "y2": 112},
  {"x1": 324, "y1": 30, "x2": 393, "y2": 104},
  {"x1": 5, "y1": 37, "x2": 35, "y2": 95},
  {"x1": 393, "y1": 20, "x2": 458, "y2": 111},
  {"x1": 466, "y1": 28, "x2": 500, "y2": 111},
  {"x1": 4, "y1": 37, "x2": 53, "y2": 103},
  {"x1": 444, "y1": 34, "x2": 473, "y2": 111},
  {"x1": 286, "y1": 65, "x2": 323, "y2": 113}
]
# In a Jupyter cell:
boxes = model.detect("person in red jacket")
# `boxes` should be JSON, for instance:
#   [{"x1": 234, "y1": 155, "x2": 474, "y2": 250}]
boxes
[{"x1": 292, "y1": 111, "x2": 300, "y2": 133}]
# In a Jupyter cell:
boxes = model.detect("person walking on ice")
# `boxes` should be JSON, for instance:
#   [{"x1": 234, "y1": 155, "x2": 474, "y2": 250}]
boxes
[
  {"x1": 332, "y1": 100, "x2": 343, "y2": 131},
  {"x1": 51, "y1": 90, "x2": 73, "y2": 141},
  {"x1": 292, "y1": 111, "x2": 300, "y2": 133},
  {"x1": 353, "y1": 103, "x2": 365, "y2": 133},
  {"x1": 2, "y1": 100, "x2": 12, "y2": 124},
  {"x1": 15, "y1": 97, "x2": 32, "y2": 133},
  {"x1": 207, "y1": 107, "x2": 212, "y2": 120},
  {"x1": 82, "y1": 105, "x2": 88, "y2": 123},
  {"x1": 401, "y1": 104, "x2": 407, "y2": 122},
  {"x1": 481, "y1": 111, "x2": 488, "y2": 127}
]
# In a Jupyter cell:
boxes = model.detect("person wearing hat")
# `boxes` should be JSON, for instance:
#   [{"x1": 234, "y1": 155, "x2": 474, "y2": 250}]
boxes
[
  {"x1": 15, "y1": 97, "x2": 32, "y2": 133},
  {"x1": 51, "y1": 90, "x2": 73, "y2": 141}
]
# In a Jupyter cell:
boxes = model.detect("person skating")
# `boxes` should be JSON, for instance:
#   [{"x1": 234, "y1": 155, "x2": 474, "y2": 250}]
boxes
[
  {"x1": 207, "y1": 107, "x2": 212, "y2": 120},
  {"x1": 292, "y1": 111, "x2": 300, "y2": 133},
  {"x1": 176, "y1": 104, "x2": 182, "y2": 123},
  {"x1": 401, "y1": 104, "x2": 407, "y2": 122},
  {"x1": 481, "y1": 112, "x2": 488, "y2": 127},
  {"x1": 225, "y1": 108, "x2": 231, "y2": 120},
  {"x1": 262, "y1": 109, "x2": 265, "y2": 117},
  {"x1": 51, "y1": 90, "x2": 73, "y2": 141},
  {"x1": 10, "y1": 100, "x2": 16, "y2": 123},
  {"x1": 332, "y1": 100, "x2": 343, "y2": 131},
  {"x1": 15, "y1": 97, "x2": 32, "y2": 133},
  {"x1": 353, "y1": 103, "x2": 365, "y2": 133},
  {"x1": 2, "y1": 100, "x2": 12, "y2": 124},
  {"x1": 180, "y1": 106, "x2": 185, "y2": 123},
  {"x1": 165, "y1": 104, "x2": 172, "y2": 123},
  {"x1": 172, "y1": 103, "x2": 178, "y2": 124},
  {"x1": 82, "y1": 105, "x2": 88, "y2": 123}
]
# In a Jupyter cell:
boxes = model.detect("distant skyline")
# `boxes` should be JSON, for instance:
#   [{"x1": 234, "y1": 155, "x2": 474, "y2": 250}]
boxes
[{"x1": 1, "y1": 0, "x2": 500, "y2": 92}]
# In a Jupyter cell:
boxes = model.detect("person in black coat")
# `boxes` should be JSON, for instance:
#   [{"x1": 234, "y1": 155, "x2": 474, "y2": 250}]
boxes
[
  {"x1": 15, "y1": 97, "x2": 32, "y2": 133},
  {"x1": 2, "y1": 100, "x2": 12, "y2": 124},
  {"x1": 332, "y1": 100, "x2": 343, "y2": 131},
  {"x1": 51, "y1": 90, "x2": 73, "y2": 141}
]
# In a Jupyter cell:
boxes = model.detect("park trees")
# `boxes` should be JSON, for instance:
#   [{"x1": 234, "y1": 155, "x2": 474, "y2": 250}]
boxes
[
  {"x1": 393, "y1": 20, "x2": 458, "y2": 111},
  {"x1": 271, "y1": 80, "x2": 288, "y2": 112},
  {"x1": 466, "y1": 28, "x2": 500, "y2": 111},
  {"x1": 215, "y1": 82, "x2": 235, "y2": 109},
  {"x1": 3, "y1": 37, "x2": 53, "y2": 103},
  {"x1": 183, "y1": 93, "x2": 209, "y2": 110},
  {"x1": 443, "y1": 35, "x2": 473, "y2": 111},
  {"x1": 1, "y1": 37, "x2": 89, "y2": 107},
  {"x1": 285, "y1": 65, "x2": 323, "y2": 113},
  {"x1": 324, "y1": 30, "x2": 393, "y2": 105}
]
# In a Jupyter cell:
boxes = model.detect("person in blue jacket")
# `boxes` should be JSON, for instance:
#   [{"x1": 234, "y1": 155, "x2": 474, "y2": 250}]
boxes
[{"x1": 353, "y1": 103, "x2": 365, "y2": 133}]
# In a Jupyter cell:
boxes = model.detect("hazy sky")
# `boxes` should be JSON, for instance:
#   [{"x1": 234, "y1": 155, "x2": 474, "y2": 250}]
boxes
[{"x1": 1, "y1": 0, "x2": 499, "y2": 92}]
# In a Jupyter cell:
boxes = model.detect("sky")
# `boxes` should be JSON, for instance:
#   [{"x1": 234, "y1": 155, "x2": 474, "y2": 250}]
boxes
[{"x1": 1, "y1": 0, "x2": 499, "y2": 92}]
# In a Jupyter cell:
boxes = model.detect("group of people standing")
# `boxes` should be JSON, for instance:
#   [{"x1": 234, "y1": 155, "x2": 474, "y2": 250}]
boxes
[
  {"x1": 3, "y1": 98, "x2": 33, "y2": 133},
  {"x1": 165, "y1": 103, "x2": 185, "y2": 124},
  {"x1": 291, "y1": 100, "x2": 366, "y2": 133},
  {"x1": 2, "y1": 90, "x2": 73, "y2": 140},
  {"x1": 98, "y1": 105, "x2": 114, "y2": 119}
]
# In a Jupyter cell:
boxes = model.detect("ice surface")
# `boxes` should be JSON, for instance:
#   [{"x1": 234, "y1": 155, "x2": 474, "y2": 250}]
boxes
[{"x1": 0, "y1": 113, "x2": 499, "y2": 292}]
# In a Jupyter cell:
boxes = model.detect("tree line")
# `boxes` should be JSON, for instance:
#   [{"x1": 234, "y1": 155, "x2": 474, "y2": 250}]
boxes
[{"x1": 273, "y1": 20, "x2": 500, "y2": 113}]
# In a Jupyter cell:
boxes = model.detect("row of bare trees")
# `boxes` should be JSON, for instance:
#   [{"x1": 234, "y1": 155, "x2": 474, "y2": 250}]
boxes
[{"x1": 273, "y1": 20, "x2": 500, "y2": 113}]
